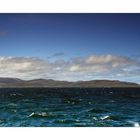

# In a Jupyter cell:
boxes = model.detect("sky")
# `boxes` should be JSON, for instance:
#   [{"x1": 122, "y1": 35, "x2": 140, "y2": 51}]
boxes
[{"x1": 0, "y1": 13, "x2": 140, "y2": 83}]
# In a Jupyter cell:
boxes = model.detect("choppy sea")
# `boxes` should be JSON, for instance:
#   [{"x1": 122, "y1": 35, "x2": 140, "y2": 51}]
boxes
[{"x1": 0, "y1": 88, "x2": 140, "y2": 127}]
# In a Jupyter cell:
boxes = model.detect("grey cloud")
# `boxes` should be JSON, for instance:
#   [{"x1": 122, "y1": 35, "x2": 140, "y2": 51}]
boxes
[
  {"x1": 48, "y1": 52, "x2": 65, "y2": 59},
  {"x1": 53, "y1": 52, "x2": 65, "y2": 57},
  {"x1": 66, "y1": 55, "x2": 138, "y2": 74}
]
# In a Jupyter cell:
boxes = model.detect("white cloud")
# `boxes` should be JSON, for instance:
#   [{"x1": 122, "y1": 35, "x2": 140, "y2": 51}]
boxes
[
  {"x1": 0, "y1": 55, "x2": 140, "y2": 82},
  {"x1": 69, "y1": 65, "x2": 80, "y2": 72}
]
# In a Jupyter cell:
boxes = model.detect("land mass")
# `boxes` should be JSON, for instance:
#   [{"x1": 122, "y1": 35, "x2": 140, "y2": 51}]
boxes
[{"x1": 0, "y1": 78, "x2": 139, "y2": 88}]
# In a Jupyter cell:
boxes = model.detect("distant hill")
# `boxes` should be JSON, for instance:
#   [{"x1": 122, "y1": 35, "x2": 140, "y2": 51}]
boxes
[
  {"x1": 0, "y1": 78, "x2": 139, "y2": 88},
  {"x1": 0, "y1": 78, "x2": 24, "y2": 83}
]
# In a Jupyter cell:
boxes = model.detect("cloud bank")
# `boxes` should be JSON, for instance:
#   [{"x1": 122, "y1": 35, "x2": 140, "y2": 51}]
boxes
[{"x1": 0, "y1": 54, "x2": 140, "y2": 83}]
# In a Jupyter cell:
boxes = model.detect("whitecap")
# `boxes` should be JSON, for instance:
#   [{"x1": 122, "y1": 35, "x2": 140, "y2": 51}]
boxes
[
  {"x1": 10, "y1": 93, "x2": 17, "y2": 96},
  {"x1": 28, "y1": 112, "x2": 48, "y2": 117},
  {"x1": 12, "y1": 109, "x2": 17, "y2": 113},
  {"x1": 7, "y1": 103, "x2": 17, "y2": 106},
  {"x1": 29, "y1": 112, "x2": 35, "y2": 117},
  {"x1": 127, "y1": 121, "x2": 140, "y2": 127},
  {"x1": 39, "y1": 112, "x2": 47, "y2": 117},
  {"x1": 100, "y1": 115, "x2": 110, "y2": 120},
  {"x1": 93, "y1": 117, "x2": 98, "y2": 121},
  {"x1": 134, "y1": 122, "x2": 140, "y2": 127}
]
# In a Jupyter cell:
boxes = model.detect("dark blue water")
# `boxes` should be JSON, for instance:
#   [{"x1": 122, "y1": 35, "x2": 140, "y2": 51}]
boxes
[{"x1": 0, "y1": 88, "x2": 140, "y2": 127}]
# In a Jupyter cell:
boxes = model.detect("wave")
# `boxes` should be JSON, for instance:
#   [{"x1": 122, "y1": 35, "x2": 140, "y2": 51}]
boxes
[
  {"x1": 100, "y1": 115, "x2": 110, "y2": 120},
  {"x1": 7, "y1": 103, "x2": 18, "y2": 107},
  {"x1": 28, "y1": 112, "x2": 64, "y2": 119},
  {"x1": 88, "y1": 108, "x2": 108, "y2": 113},
  {"x1": 127, "y1": 121, "x2": 140, "y2": 127},
  {"x1": 53, "y1": 119, "x2": 80, "y2": 124},
  {"x1": 100, "y1": 115, "x2": 125, "y2": 121},
  {"x1": 134, "y1": 122, "x2": 140, "y2": 127},
  {"x1": 28, "y1": 112, "x2": 49, "y2": 118}
]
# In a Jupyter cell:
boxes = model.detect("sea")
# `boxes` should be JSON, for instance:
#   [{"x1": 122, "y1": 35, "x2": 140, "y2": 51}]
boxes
[{"x1": 0, "y1": 88, "x2": 140, "y2": 127}]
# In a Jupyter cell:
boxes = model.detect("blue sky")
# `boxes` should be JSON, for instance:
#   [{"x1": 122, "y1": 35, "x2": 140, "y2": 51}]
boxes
[{"x1": 0, "y1": 14, "x2": 140, "y2": 83}]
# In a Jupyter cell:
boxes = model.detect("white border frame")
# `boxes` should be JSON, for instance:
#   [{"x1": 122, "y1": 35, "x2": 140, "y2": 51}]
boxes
[{"x1": 0, "y1": 0, "x2": 140, "y2": 140}]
